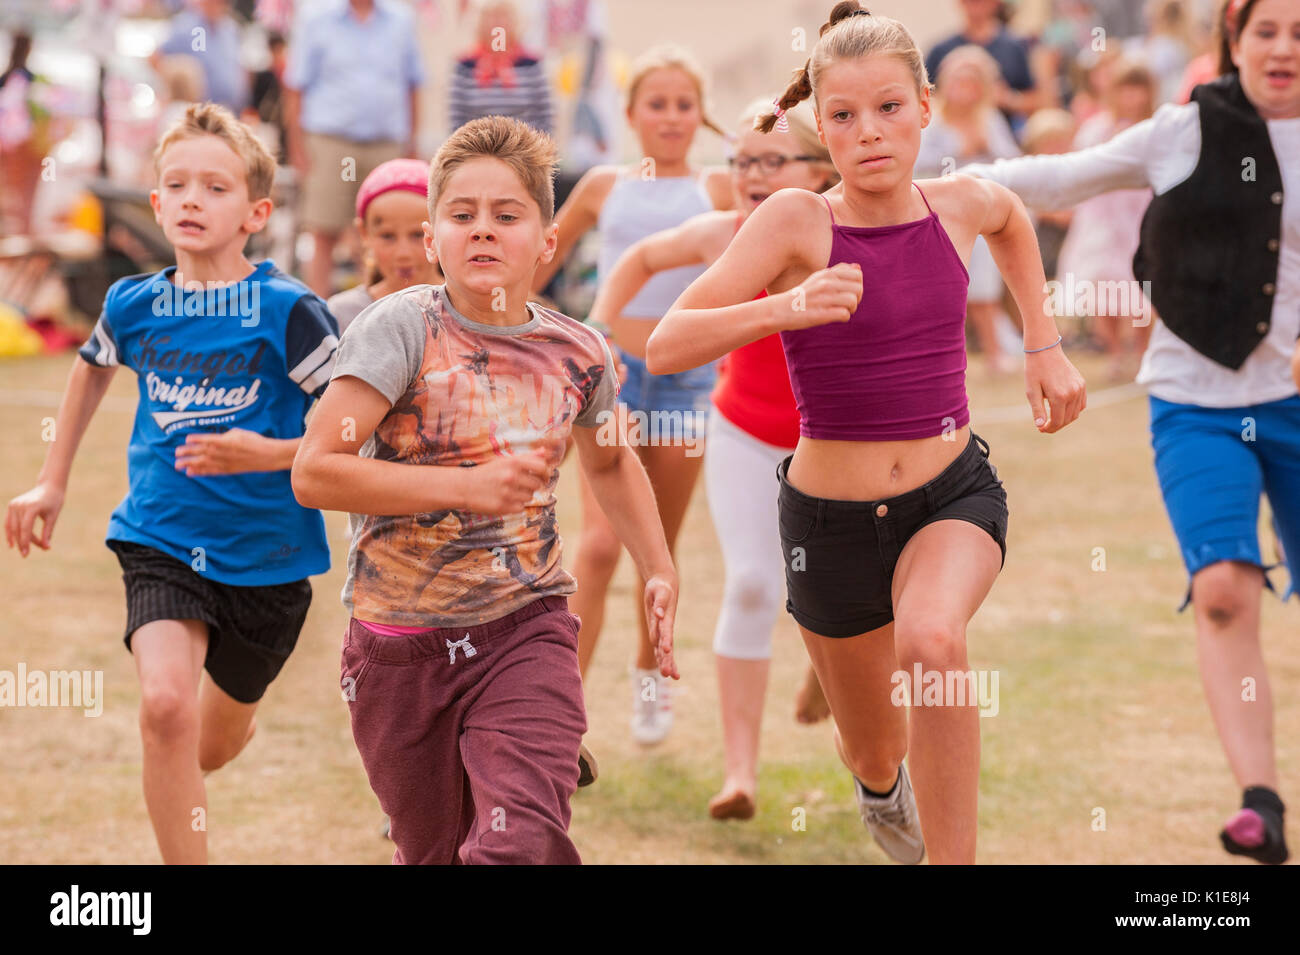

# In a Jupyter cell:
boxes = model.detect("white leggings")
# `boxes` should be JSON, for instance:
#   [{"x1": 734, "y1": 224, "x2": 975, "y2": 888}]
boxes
[{"x1": 703, "y1": 409, "x2": 793, "y2": 660}]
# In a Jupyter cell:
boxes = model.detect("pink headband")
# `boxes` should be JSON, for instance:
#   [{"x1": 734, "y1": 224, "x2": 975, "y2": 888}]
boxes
[{"x1": 355, "y1": 158, "x2": 430, "y2": 220}]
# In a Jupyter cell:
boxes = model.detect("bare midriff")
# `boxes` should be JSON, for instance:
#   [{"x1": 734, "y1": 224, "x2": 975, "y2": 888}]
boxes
[{"x1": 784, "y1": 425, "x2": 971, "y2": 501}]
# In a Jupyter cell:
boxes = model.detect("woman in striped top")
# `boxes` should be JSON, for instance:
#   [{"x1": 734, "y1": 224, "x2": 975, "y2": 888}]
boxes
[{"x1": 449, "y1": 1, "x2": 555, "y2": 136}]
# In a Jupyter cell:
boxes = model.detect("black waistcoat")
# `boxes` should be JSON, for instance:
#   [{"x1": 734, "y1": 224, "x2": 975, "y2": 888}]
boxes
[{"x1": 1132, "y1": 73, "x2": 1285, "y2": 370}]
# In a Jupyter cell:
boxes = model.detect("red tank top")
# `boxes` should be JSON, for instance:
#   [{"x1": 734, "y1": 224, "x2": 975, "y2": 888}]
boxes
[{"x1": 711, "y1": 215, "x2": 801, "y2": 449}]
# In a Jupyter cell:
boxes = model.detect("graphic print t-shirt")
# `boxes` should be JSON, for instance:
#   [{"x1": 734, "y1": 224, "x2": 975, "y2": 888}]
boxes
[
  {"x1": 78, "y1": 261, "x2": 337, "y2": 585},
  {"x1": 331, "y1": 284, "x2": 620, "y2": 628}
]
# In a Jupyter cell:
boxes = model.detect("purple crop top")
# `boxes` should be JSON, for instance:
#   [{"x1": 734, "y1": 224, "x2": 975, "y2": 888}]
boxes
[{"x1": 779, "y1": 184, "x2": 972, "y2": 441}]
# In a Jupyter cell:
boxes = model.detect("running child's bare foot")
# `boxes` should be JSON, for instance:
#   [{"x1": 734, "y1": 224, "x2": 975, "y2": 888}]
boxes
[
  {"x1": 709, "y1": 786, "x2": 756, "y2": 821},
  {"x1": 795, "y1": 664, "x2": 831, "y2": 724}
]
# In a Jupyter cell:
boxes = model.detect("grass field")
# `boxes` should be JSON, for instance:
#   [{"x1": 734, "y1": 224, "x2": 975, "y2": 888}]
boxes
[{"x1": 1, "y1": 349, "x2": 1296, "y2": 864}]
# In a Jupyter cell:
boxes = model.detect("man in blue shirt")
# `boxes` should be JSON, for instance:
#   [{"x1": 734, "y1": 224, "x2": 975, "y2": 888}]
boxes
[
  {"x1": 283, "y1": 0, "x2": 426, "y2": 297},
  {"x1": 155, "y1": 0, "x2": 249, "y2": 112}
]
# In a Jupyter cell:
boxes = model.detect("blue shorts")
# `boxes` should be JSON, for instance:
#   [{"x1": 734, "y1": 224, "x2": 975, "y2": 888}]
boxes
[
  {"x1": 617, "y1": 352, "x2": 716, "y2": 442},
  {"x1": 1149, "y1": 394, "x2": 1300, "y2": 610}
]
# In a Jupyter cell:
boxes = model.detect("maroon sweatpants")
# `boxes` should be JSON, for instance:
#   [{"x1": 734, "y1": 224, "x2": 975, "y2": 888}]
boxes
[{"x1": 342, "y1": 596, "x2": 587, "y2": 864}]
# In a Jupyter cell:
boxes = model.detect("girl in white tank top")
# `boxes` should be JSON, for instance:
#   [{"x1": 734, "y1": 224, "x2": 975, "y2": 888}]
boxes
[{"x1": 531, "y1": 44, "x2": 731, "y2": 747}]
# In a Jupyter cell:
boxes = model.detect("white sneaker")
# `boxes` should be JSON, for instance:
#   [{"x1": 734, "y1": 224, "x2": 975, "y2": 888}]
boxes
[
  {"x1": 631, "y1": 667, "x2": 673, "y2": 746},
  {"x1": 853, "y1": 764, "x2": 926, "y2": 864}
]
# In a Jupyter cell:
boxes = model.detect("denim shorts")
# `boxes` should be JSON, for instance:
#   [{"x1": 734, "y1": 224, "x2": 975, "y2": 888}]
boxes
[
  {"x1": 1149, "y1": 393, "x2": 1300, "y2": 609},
  {"x1": 617, "y1": 352, "x2": 716, "y2": 441},
  {"x1": 776, "y1": 432, "x2": 1009, "y2": 637}
]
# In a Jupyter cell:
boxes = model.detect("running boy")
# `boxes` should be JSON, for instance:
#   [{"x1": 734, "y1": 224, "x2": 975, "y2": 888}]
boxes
[
  {"x1": 292, "y1": 115, "x2": 678, "y2": 865},
  {"x1": 4, "y1": 103, "x2": 339, "y2": 864}
]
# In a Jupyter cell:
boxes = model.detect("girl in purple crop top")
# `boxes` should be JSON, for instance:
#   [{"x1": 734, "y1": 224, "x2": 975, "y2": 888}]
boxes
[{"x1": 649, "y1": 2, "x2": 1086, "y2": 865}]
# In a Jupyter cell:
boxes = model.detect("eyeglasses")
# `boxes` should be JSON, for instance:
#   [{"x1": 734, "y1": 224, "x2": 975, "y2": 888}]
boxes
[{"x1": 726, "y1": 153, "x2": 822, "y2": 174}]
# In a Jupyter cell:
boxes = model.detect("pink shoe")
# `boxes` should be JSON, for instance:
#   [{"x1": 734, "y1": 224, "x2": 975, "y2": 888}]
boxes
[{"x1": 1219, "y1": 788, "x2": 1288, "y2": 865}]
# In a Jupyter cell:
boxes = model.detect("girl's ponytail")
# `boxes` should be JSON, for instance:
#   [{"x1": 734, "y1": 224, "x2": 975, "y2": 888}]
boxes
[{"x1": 756, "y1": 63, "x2": 815, "y2": 133}]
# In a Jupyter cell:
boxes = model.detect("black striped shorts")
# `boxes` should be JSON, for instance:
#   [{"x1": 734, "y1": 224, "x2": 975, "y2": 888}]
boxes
[{"x1": 109, "y1": 540, "x2": 312, "y2": 704}]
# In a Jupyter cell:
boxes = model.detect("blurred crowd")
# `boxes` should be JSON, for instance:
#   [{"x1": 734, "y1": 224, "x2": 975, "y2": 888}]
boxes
[
  {"x1": 0, "y1": 0, "x2": 1231, "y2": 369},
  {"x1": 921, "y1": 0, "x2": 1228, "y2": 378}
]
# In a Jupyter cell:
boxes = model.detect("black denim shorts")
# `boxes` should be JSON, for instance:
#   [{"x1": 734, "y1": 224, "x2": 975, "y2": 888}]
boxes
[
  {"x1": 109, "y1": 540, "x2": 312, "y2": 704},
  {"x1": 776, "y1": 432, "x2": 1009, "y2": 638}
]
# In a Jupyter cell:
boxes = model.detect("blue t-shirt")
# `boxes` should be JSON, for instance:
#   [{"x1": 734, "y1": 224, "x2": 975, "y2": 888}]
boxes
[{"x1": 78, "y1": 261, "x2": 337, "y2": 585}]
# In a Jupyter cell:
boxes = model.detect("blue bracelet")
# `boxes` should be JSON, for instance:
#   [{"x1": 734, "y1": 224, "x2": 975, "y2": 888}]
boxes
[{"x1": 1024, "y1": 335, "x2": 1063, "y2": 354}]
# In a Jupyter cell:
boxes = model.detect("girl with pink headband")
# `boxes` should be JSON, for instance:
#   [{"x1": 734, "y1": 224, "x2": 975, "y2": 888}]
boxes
[{"x1": 327, "y1": 158, "x2": 443, "y2": 332}]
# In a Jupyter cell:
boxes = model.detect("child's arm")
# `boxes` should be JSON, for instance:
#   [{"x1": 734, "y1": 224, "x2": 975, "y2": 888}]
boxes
[
  {"x1": 960, "y1": 106, "x2": 1163, "y2": 210},
  {"x1": 291, "y1": 375, "x2": 552, "y2": 516},
  {"x1": 5, "y1": 358, "x2": 118, "y2": 556},
  {"x1": 531, "y1": 165, "x2": 617, "y2": 292},
  {"x1": 587, "y1": 212, "x2": 727, "y2": 329},
  {"x1": 1292, "y1": 339, "x2": 1300, "y2": 392},
  {"x1": 181, "y1": 294, "x2": 341, "y2": 477},
  {"x1": 648, "y1": 189, "x2": 861, "y2": 374},
  {"x1": 570, "y1": 423, "x2": 679, "y2": 679},
  {"x1": 702, "y1": 165, "x2": 736, "y2": 211},
  {"x1": 975, "y1": 177, "x2": 1087, "y2": 433},
  {"x1": 174, "y1": 430, "x2": 300, "y2": 476}
]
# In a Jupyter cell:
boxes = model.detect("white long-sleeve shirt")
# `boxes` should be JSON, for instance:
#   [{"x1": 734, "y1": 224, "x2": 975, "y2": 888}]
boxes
[{"x1": 964, "y1": 101, "x2": 1300, "y2": 408}]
